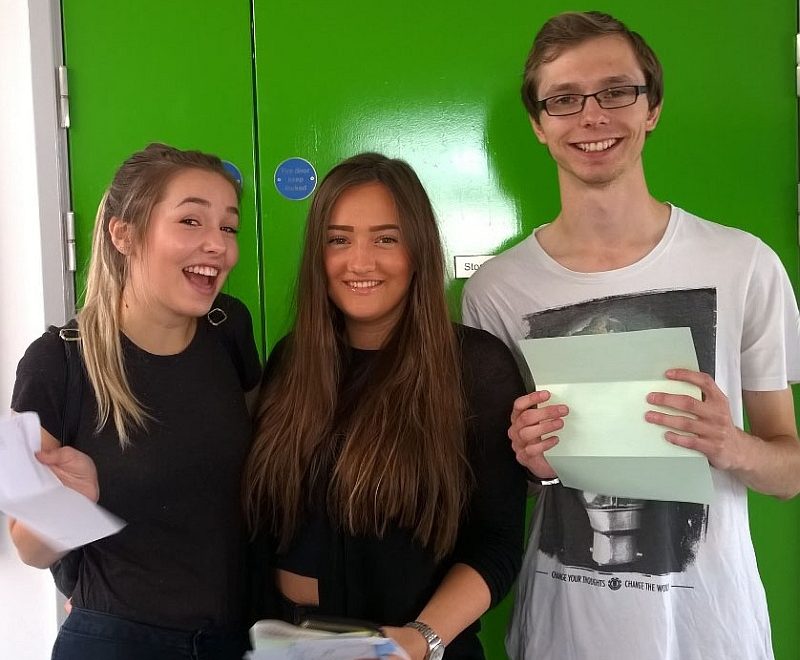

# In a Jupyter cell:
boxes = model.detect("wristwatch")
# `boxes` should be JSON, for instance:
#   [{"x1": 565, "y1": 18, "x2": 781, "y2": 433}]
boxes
[{"x1": 405, "y1": 620, "x2": 445, "y2": 660}]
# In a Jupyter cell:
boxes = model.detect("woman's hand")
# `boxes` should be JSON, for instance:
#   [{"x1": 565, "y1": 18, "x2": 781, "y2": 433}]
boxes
[
  {"x1": 36, "y1": 446, "x2": 99, "y2": 502},
  {"x1": 382, "y1": 625, "x2": 427, "y2": 660},
  {"x1": 7, "y1": 429, "x2": 100, "y2": 568}
]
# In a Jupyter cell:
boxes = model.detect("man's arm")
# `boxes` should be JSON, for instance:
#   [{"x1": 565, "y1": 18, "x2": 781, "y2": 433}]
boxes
[
  {"x1": 737, "y1": 387, "x2": 799, "y2": 498},
  {"x1": 646, "y1": 370, "x2": 800, "y2": 499}
]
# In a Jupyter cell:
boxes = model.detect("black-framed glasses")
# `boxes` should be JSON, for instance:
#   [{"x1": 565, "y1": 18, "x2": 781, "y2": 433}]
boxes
[{"x1": 537, "y1": 85, "x2": 648, "y2": 117}]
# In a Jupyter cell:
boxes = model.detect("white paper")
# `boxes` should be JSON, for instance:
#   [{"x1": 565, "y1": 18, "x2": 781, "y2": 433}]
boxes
[
  {"x1": 247, "y1": 636, "x2": 409, "y2": 660},
  {"x1": 518, "y1": 327, "x2": 714, "y2": 503},
  {"x1": 0, "y1": 411, "x2": 125, "y2": 551},
  {"x1": 249, "y1": 619, "x2": 410, "y2": 660}
]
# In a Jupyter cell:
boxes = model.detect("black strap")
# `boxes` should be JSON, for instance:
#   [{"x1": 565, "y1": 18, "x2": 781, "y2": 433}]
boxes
[
  {"x1": 207, "y1": 298, "x2": 247, "y2": 384},
  {"x1": 48, "y1": 321, "x2": 83, "y2": 447},
  {"x1": 46, "y1": 321, "x2": 84, "y2": 598}
]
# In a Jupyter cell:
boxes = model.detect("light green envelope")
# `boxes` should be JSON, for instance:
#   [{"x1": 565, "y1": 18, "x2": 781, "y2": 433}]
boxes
[{"x1": 518, "y1": 327, "x2": 714, "y2": 504}]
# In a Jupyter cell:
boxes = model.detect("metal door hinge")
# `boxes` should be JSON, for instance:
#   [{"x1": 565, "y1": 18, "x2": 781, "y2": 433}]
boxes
[
  {"x1": 57, "y1": 65, "x2": 70, "y2": 128},
  {"x1": 65, "y1": 211, "x2": 76, "y2": 272}
]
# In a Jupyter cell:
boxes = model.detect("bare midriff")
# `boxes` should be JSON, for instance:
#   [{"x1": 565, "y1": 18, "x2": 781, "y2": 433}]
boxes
[{"x1": 276, "y1": 568, "x2": 320, "y2": 606}]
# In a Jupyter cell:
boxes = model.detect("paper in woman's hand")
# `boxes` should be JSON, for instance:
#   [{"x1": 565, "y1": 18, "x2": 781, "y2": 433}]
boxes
[
  {"x1": 248, "y1": 619, "x2": 410, "y2": 660},
  {"x1": 0, "y1": 411, "x2": 124, "y2": 551}
]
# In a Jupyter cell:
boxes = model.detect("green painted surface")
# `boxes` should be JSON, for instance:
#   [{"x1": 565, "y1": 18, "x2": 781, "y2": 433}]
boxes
[
  {"x1": 60, "y1": 0, "x2": 263, "y2": 352},
  {"x1": 253, "y1": 2, "x2": 799, "y2": 658},
  {"x1": 64, "y1": 1, "x2": 799, "y2": 658}
]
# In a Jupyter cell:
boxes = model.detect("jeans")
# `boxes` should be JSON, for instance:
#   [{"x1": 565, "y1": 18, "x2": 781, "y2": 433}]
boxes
[{"x1": 51, "y1": 607, "x2": 250, "y2": 660}]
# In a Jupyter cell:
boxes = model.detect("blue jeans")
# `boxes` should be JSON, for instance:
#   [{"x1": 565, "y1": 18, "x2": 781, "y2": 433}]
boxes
[{"x1": 52, "y1": 607, "x2": 250, "y2": 660}]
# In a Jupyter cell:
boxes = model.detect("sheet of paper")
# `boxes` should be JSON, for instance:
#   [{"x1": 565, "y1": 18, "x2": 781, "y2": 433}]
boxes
[
  {"x1": 246, "y1": 619, "x2": 410, "y2": 660},
  {"x1": 247, "y1": 637, "x2": 408, "y2": 660},
  {"x1": 249, "y1": 619, "x2": 409, "y2": 660},
  {"x1": 518, "y1": 327, "x2": 713, "y2": 503},
  {"x1": 0, "y1": 411, "x2": 125, "y2": 551}
]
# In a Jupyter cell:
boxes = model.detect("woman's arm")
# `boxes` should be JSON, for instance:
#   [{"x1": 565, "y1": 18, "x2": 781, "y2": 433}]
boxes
[
  {"x1": 8, "y1": 427, "x2": 99, "y2": 568},
  {"x1": 384, "y1": 329, "x2": 528, "y2": 659},
  {"x1": 449, "y1": 329, "x2": 528, "y2": 606},
  {"x1": 384, "y1": 563, "x2": 491, "y2": 659}
]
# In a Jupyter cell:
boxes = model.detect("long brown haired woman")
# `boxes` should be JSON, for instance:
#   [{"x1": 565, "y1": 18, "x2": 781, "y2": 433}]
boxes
[
  {"x1": 10, "y1": 143, "x2": 260, "y2": 660},
  {"x1": 245, "y1": 153, "x2": 526, "y2": 659}
]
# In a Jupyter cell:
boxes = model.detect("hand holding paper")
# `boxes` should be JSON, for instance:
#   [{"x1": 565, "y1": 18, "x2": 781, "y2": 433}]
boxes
[
  {"x1": 508, "y1": 390, "x2": 566, "y2": 479},
  {"x1": 0, "y1": 411, "x2": 124, "y2": 552},
  {"x1": 34, "y1": 444, "x2": 99, "y2": 503},
  {"x1": 646, "y1": 367, "x2": 746, "y2": 472},
  {"x1": 517, "y1": 327, "x2": 714, "y2": 503}
]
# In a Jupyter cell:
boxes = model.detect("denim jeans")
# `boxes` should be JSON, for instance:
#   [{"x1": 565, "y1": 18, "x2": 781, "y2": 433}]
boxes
[{"x1": 51, "y1": 607, "x2": 250, "y2": 660}]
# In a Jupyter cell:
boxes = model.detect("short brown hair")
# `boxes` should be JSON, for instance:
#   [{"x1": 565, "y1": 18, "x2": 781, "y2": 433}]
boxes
[{"x1": 522, "y1": 11, "x2": 663, "y2": 121}]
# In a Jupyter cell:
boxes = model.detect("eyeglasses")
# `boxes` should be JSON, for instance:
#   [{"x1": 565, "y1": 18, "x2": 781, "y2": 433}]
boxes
[{"x1": 537, "y1": 85, "x2": 648, "y2": 117}]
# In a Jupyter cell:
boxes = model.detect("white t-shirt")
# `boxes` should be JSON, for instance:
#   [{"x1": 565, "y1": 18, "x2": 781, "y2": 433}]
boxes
[{"x1": 462, "y1": 205, "x2": 800, "y2": 660}]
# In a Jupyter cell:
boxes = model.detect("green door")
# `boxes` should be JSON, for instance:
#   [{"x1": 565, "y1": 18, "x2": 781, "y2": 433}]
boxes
[
  {"x1": 252, "y1": 2, "x2": 799, "y2": 655},
  {"x1": 63, "y1": 1, "x2": 799, "y2": 658},
  {"x1": 61, "y1": 0, "x2": 264, "y2": 350}
]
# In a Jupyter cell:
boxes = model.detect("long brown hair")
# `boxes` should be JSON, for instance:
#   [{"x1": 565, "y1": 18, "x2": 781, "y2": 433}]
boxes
[
  {"x1": 245, "y1": 153, "x2": 469, "y2": 559},
  {"x1": 79, "y1": 143, "x2": 240, "y2": 447}
]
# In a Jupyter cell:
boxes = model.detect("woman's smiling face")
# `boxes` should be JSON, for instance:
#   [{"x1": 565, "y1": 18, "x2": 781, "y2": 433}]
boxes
[
  {"x1": 122, "y1": 168, "x2": 240, "y2": 323},
  {"x1": 324, "y1": 181, "x2": 413, "y2": 349}
]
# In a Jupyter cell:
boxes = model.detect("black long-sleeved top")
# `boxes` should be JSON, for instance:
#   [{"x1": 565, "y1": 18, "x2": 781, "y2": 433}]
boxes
[{"x1": 251, "y1": 324, "x2": 526, "y2": 658}]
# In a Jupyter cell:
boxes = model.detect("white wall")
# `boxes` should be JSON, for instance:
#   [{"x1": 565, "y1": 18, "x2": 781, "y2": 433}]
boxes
[{"x1": 0, "y1": 0, "x2": 65, "y2": 657}]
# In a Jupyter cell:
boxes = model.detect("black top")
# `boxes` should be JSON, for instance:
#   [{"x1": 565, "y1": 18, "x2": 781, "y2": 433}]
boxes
[
  {"x1": 12, "y1": 294, "x2": 261, "y2": 631},
  {"x1": 252, "y1": 324, "x2": 527, "y2": 658}
]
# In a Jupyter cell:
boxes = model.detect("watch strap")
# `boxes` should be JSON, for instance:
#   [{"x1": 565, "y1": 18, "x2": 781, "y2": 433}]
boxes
[{"x1": 404, "y1": 620, "x2": 443, "y2": 659}]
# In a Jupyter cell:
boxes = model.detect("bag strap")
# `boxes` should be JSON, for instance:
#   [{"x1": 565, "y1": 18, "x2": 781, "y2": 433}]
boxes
[
  {"x1": 43, "y1": 321, "x2": 85, "y2": 598},
  {"x1": 48, "y1": 321, "x2": 83, "y2": 448},
  {"x1": 206, "y1": 298, "x2": 242, "y2": 377}
]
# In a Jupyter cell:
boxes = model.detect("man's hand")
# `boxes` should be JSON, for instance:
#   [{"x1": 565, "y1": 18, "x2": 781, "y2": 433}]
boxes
[
  {"x1": 645, "y1": 368, "x2": 747, "y2": 471},
  {"x1": 36, "y1": 446, "x2": 100, "y2": 503},
  {"x1": 509, "y1": 390, "x2": 568, "y2": 479}
]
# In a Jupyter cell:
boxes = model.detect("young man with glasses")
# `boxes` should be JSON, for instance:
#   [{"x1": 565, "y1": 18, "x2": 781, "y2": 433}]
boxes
[{"x1": 462, "y1": 11, "x2": 800, "y2": 660}]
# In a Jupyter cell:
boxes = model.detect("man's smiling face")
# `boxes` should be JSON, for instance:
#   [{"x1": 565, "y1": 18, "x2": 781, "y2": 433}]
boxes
[{"x1": 531, "y1": 34, "x2": 661, "y2": 189}]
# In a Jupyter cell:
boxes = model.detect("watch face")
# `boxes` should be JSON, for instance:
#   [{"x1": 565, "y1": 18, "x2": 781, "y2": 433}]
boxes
[{"x1": 430, "y1": 644, "x2": 445, "y2": 660}]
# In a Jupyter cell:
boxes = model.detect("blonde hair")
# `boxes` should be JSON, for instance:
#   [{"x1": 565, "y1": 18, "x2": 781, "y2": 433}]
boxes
[{"x1": 78, "y1": 143, "x2": 240, "y2": 447}]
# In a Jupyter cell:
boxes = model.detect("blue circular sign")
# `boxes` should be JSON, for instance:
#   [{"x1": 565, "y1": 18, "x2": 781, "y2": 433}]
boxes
[
  {"x1": 222, "y1": 160, "x2": 243, "y2": 189},
  {"x1": 274, "y1": 157, "x2": 317, "y2": 200}
]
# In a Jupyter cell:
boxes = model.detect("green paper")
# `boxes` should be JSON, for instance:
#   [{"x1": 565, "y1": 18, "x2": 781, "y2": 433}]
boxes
[{"x1": 518, "y1": 327, "x2": 713, "y2": 503}]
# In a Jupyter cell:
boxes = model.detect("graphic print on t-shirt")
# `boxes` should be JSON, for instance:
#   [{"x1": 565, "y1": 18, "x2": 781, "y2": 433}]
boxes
[{"x1": 524, "y1": 288, "x2": 715, "y2": 575}]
